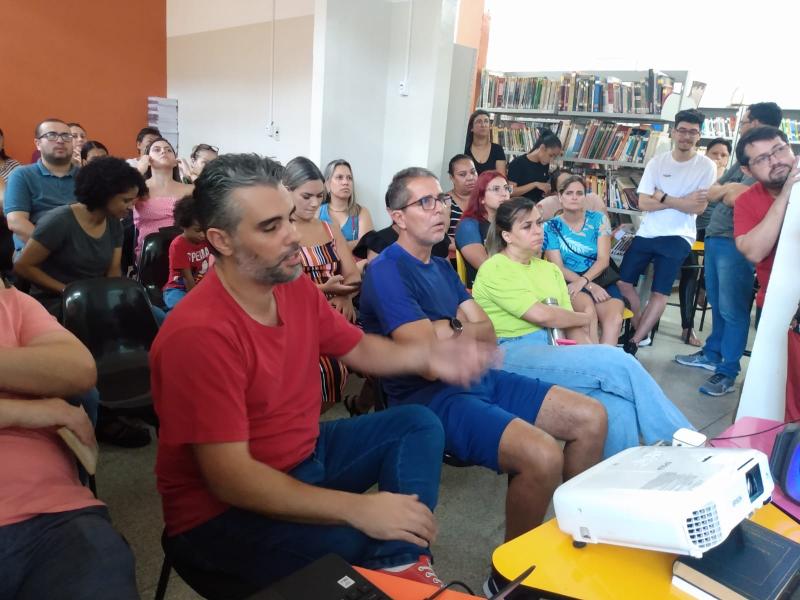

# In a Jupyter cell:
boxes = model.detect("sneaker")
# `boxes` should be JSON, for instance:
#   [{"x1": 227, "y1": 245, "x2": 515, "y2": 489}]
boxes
[
  {"x1": 700, "y1": 373, "x2": 736, "y2": 396},
  {"x1": 637, "y1": 335, "x2": 652, "y2": 347},
  {"x1": 95, "y1": 416, "x2": 151, "y2": 448},
  {"x1": 381, "y1": 555, "x2": 442, "y2": 588},
  {"x1": 622, "y1": 340, "x2": 638, "y2": 356},
  {"x1": 675, "y1": 351, "x2": 718, "y2": 372}
]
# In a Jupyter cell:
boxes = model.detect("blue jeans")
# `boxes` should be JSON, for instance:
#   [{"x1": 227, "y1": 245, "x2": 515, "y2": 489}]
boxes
[
  {"x1": 169, "y1": 405, "x2": 444, "y2": 586},
  {"x1": 499, "y1": 330, "x2": 693, "y2": 457},
  {"x1": 0, "y1": 506, "x2": 138, "y2": 600},
  {"x1": 702, "y1": 236, "x2": 755, "y2": 378},
  {"x1": 163, "y1": 287, "x2": 187, "y2": 310}
]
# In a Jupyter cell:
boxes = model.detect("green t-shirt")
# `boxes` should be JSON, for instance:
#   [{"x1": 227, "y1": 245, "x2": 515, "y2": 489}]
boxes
[{"x1": 472, "y1": 253, "x2": 572, "y2": 339}]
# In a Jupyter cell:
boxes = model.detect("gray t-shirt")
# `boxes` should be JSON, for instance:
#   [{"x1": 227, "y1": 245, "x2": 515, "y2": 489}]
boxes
[
  {"x1": 705, "y1": 161, "x2": 756, "y2": 239},
  {"x1": 32, "y1": 204, "x2": 123, "y2": 288}
]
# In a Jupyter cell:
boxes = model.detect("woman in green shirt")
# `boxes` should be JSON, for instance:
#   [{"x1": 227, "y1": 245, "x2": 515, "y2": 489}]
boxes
[{"x1": 473, "y1": 198, "x2": 693, "y2": 458}]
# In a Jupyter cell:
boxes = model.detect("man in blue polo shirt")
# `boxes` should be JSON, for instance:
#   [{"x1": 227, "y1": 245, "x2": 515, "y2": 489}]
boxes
[{"x1": 4, "y1": 119, "x2": 78, "y2": 252}]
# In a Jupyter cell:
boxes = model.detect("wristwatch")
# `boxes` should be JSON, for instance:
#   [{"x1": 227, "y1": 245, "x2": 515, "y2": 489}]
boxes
[
  {"x1": 659, "y1": 193, "x2": 668, "y2": 204},
  {"x1": 449, "y1": 317, "x2": 464, "y2": 338}
]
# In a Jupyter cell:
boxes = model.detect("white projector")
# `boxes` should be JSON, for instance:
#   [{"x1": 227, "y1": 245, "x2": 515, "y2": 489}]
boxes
[{"x1": 553, "y1": 446, "x2": 774, "y2": 557}]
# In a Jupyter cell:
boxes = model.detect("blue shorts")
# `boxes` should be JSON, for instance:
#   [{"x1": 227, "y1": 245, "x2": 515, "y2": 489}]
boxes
[
  {"x1": 618, "y1": 236, "x2": 691, "y2": 296},
  {"x1": 399, "y1": 370, "x2": 552, "y2": 473},
  {"x1": 579, "y1": 283, "x2": 624, "y2": 302}
]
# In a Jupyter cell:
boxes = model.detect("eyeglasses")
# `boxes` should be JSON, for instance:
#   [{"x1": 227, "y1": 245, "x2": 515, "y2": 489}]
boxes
[
  {"x1": 748, "y1": 143, "x2": 792, "y2": 169},
  {"x1": 674, "y1": 128, "x2": 701, "y2": 137},
  {"x1": 37, "y1": 132, "x2": 73, "y2": 142},
  {"x1": 399, "y1": 193, "x2": 453, "y2": 211},
  {"x1": 192, "y1": 144, "x2": 219, "y2": 155},
  {"x1": 487, "y1": 185, "x2": 513, "y2": 194}
]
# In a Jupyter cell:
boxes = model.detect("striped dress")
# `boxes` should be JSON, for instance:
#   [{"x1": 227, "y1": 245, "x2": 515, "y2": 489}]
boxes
[
  {"x1": 299, "y1": 222, "x2": 349, "y2": 411},
  {"x1": 0, "y1": 158, "x2": 21, "y2": 182}
]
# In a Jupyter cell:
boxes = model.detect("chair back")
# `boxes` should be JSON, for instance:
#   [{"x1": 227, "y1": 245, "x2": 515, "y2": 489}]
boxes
[
  {"x1": 0, "y1": 217, "x2": 13, "y2": 274},
  {"x1": 455, "y1": 250, "x2": 468, "y2": 286},
  {"x1": 137, "y1": 229, "x2": 179, "y2": 307}
]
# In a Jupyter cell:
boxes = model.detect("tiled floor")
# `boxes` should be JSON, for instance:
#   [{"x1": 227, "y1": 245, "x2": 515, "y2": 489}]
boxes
[{"x1": 97, "y1": 296, "x2": 751, "y2": 598}]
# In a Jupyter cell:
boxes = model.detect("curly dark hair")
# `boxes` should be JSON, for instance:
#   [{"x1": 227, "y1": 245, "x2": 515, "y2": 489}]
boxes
[
  {"x1": 172, "y1": 195, "x2": 199, "y2": 229},
  {"x1": 74, "y1": 156, "x2": 148, "y2": 211}
]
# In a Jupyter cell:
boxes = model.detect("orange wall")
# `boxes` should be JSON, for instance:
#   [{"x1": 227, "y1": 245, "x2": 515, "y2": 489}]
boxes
[{"x1": 0, "y1": 1, "x2": 166, "y2": 162}]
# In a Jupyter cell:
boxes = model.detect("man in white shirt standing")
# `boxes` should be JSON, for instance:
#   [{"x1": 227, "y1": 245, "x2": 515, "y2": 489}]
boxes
[{"x1": 617, "y1": 109, "x2": 717, "y2": 355}]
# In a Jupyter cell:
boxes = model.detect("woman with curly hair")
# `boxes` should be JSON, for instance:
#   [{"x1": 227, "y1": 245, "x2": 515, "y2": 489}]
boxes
[{"x1": 14, "y1": 156, "x2": 147, "y2": 319}]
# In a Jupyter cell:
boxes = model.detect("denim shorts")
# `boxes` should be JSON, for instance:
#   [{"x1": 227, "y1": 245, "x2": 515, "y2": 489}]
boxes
[
  {"x1": 618, "y1": 235, "x2": 691, "y2": 295},
  {"x1": 405, "y1": 369, "x2": 552, "y2": 473}
]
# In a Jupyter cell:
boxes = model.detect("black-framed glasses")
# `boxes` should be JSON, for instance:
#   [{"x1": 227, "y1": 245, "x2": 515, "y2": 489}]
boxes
[
  {"x1": 399, "y1": 193, "x2": 453, "y2": 211},
  {"x1": 674, "y1": 127, "x2": 701, "y2": 137},
  {"x1": 37, "y1": 132, "x2": 73, "y2": 142},
  {"x1": 748, "y1": 143, "x2": 792, "y2": 169}
]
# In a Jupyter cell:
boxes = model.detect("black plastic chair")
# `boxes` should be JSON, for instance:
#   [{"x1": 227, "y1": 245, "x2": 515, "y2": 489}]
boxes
[
  {"x1": 154, "y1": 530, "x2": 258, "y2": 600},
  {"x1": 137, "y1": 229, "x2": 180, "y2": 308},
  {"x1": 0, "y1": 216, "x2": 14, "y2": 276},
  {"x1": 62, "y1": 278, "x2": 159, "y2": 410}
]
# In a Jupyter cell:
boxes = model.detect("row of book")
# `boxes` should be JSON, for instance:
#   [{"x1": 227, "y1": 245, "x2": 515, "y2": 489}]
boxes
[
  {"x1": 479, "y1": 70, "x2": 675, "y2": 116},
  {"x1": 492, "y1": 120, "x2": 566, "y2": 154},
  {"x1": 608, "y1": 174, "x2": 642, "y2": 210},
  {"x1": 701, "y1": 116, "x2": 737, "y2": 139},
  {"x1": 780, "y1": 118, "x2": 800, "y2": 142},
  {"x1": 560, "y1": 122, "x2": 663, "y2": 165}
]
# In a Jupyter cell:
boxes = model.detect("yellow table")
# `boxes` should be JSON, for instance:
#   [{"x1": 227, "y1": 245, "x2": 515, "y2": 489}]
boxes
[{"x1": 492, "y1": 504, "x2": 800, "y2": 599}]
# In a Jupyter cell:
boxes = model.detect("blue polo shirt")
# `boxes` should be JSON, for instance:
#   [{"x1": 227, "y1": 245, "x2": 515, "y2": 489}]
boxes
[{"x1": 3, "y1": 160, "x2": 78, "y2": 249}]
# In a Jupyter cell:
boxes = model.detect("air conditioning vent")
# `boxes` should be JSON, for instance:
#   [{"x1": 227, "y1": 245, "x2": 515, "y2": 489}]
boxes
[{"x1": 686, "y1": 503, "x2": 723, "y2": 549}]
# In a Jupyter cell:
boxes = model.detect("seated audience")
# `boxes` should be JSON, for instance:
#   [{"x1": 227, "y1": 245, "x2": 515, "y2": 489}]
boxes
[
  {"x1": 536, "y1": 169, "x2": 608, "y2": 221},
  {"x1": 0, "y1": 127, "x2": 21, "y2": 182},
  {"x1": 283, "y1": 156, "x2": 361, "y2": 412},
  {"x1": 163, "y1": 196, "x2": 213, "y2": 310},
  {"x1": 0, "y1": 277, "x2": 138, "y2": 600},
  {"x1": 359, "y1": 167, "x2": 607, "y2": 559},
  {"x1": 126, "y1": 126, "x2": 161, "y2": 172},
  {"x1": 676, "y1": 103, "x2": 783, "y2": 396},
  {"x1": 445, "y1": 154, "x2": 477, "y2": 254},
  {"x1": 320, "y1": 159, "x2": 374, "y2": 250},
  {"x1": 14, "y1": 157, "x2": 144, "y2": 319},
  {"x1": 134, "y1": 137, "x2": 194, "y2": 261},
  {"x1": 508, "y1": 132, "x2": 562, "y2": 202},
  {"x1": 68, "y1": 122, "x2": 87, "y2": 167},
  {"x1": 152, "y1": 153, "x2": 495, "y2": 589},
  {"x1": 356, "y1": 218, "x2": 451, "y2": 263},
  {"x1": 4, "y1": 118, "x2": 78, "y2": 253},
  {"x1": 179, "y1": 143, "x2": 219, "y2": 183},
  {"x1": 543, "y1": 174, "x2": 624, "y2": 345},
  {"x1": 464, "y1": 110, "x2": 507, "y2": 175},
  {"x1": 472, "y1": 198, "x2": 694, "y2": 457},
  {"x1": 81, "y1": 140, "x2": 109, "y2": 165},
  {"x1": 455, "y1": 169, "x2": 512, "y2": 287}
]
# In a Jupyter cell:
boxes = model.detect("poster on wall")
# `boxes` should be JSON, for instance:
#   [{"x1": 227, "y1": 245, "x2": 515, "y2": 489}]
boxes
[{"x1": 147, "y1": 97, "x2": 179, "y2": 153}]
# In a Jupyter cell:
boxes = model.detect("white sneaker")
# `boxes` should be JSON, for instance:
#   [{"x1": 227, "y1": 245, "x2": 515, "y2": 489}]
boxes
[{"x1": 637, "y1": 335, "x2": 652, "y2": 347}]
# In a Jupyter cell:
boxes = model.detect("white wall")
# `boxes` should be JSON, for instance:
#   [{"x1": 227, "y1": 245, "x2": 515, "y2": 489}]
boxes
[
  {"x1": 167, "y1": 15, "x2": 314, "y2": 163},
  {"x1": 167, "y1": 0, "x2": 313, "y2": 37},
  {"x1": 484, "y1": 0, "x2": 798, "y2": 109}
]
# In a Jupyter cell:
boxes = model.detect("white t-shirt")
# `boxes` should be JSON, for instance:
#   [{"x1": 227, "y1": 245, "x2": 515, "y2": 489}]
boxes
[{"x1": 636, "y1": 151, "x2": 717, "y2": 245}]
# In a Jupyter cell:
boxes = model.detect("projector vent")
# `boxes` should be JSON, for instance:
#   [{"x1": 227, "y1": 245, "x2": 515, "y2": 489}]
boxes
[{"x1": 686, "y1": 503, "x2": 723, "y2": 550}]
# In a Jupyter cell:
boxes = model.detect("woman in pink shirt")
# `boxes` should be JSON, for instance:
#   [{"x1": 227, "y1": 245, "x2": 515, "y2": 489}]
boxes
[{"x1": 133, "y1": 138, "x2": 193, "y2": 261}]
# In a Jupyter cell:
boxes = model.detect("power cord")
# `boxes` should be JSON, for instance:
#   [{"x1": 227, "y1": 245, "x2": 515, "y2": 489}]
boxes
[
  {"x1": 423, "y1": 580, "x2": 475, "y2": 599},
  {"x1": 709, "y1": 418, "x2": 800, "y2": 443}
]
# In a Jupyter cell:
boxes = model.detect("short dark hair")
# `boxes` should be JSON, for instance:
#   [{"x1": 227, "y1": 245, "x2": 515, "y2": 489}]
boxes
[
  {"x1": 283, "y1": 156, "x2": 324, "y2": 190},
  {"x1": 0, "y1": 127, "x2": 9, "y2": 160},
  {"x1": 67, "y1": 122, "x2": 84, "y2": 130},
  {"x1": 193, "y1": 154, "x2": 285, "y2": 255},
  {"x1": 136, "y1": 127, "x2": 161, "y2": 144},
  {"x1": 34, "y1": 118, "x2": 67, "y2": 138},
  {"x1": 747, "y1": 102, "x2": 782, "y2": 128},
  {"x1": 385, "y1": 167, "x2": 438, "y2": 210},
  {"x1": 674, "y1": 108, "x2": 705, "y2": 129},
  {"x1": 736, "y1": 126, "x2": 789, "y2": 166},
  {"x1": 557, "y1": 174, "x2": 586, "y2": 194},
  {"x1": 74, "y1": 156, "x2": 147, "y2": 211},
  {"x1": 532, "y1": 130, "x2": 562, "y2": 151},
  {"x1": 448, "y1": 153, "x2": 474, "y2": 175},
  {"x1": 80, "y1": 140, "x2": 108, "y2": 162},
  {"x1": 465, "y1": 109, "x2": 492, "y2": 153},
  {"x1": 705, "y1": 138, "x2": 732, "y2": 155},
  {"x1": 173, "y1": 195, "x2": 199, "y2": 229}
]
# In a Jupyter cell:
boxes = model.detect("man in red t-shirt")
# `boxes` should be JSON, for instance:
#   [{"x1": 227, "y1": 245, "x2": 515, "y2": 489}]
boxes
[
  {"x1": 0, "y1": 277, "x2": 138, "y2": 599},
  {"x1": 734, "y1": 126, "x2": 800, "y2": 317},
  {"x1": 151, "y1": 154, "x2": 495, "y2": 589}
]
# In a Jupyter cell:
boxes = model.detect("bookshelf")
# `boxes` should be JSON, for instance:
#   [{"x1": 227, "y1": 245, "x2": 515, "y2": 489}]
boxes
[{"x1": 780, "y1": 109, "x2": 800, "y2": 147}]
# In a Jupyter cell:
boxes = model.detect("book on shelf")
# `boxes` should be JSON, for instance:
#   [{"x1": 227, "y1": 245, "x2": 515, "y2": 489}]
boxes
[
  {"x1": 701, "y1": 116, "x2": 737, "y2": 139},
  {"x1": 607, "y1": 173, "x2": 642, "y2": 210},
  {"x1": 480, "y1": 69, "x2": 674, "y2": 116},
  {"x1": 559, "y1": 121, "x2": 663, "y2": 165},
  {"x1": 781, "y1": 118, "x2": 800, "y2": 143},
  {"x1": 671, "y1": 519, "x2": 800, "y2": 600},
  {"x1": 492, "y1": 120, "x2": 568, "y2": 154}
]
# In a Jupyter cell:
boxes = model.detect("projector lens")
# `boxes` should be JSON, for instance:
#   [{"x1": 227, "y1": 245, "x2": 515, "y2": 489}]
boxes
[{"x1": 745, "y1": 465, "x2": 764, "y2": 502}]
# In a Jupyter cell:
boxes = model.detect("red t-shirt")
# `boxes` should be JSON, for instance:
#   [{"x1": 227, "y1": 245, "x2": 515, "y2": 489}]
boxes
[
  {"x1": 164, "y1": 235, "x2": 214, "y2": 291},
  {"x1": 151, "y1": 268, "x2": 363, "y2": 535},
  {"x1": 733, "y1": 182, "x2": 777, "y2": 307}
]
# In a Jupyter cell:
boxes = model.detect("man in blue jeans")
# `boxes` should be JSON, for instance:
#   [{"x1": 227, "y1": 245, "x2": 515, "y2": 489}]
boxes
[
  {"x1": 151, "y1": 154, "x2": 495, "y2": 589},
  {"x1": 675, "y1": 102, "x2": 783, "y2": 395}
]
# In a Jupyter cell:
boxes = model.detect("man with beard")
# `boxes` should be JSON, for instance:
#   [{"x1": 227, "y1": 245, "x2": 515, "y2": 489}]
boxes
[
  {"x1": 4, "y1": 119, "x2": 78, "y2": 253},
  {"x1": 734, "y1": 126, "x2": 800, "y2": 318},
  {"x1": 150, "y1": 154, "x2": 496, "y2": 589}
]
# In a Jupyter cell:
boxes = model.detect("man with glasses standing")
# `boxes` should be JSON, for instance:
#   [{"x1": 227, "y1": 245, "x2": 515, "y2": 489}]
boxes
[
  {"x1": 675, "y1": 103, "x2": 782, "y2": 396},
  {"x1": 734, "y1": 126, "x2": 800, "y2": 323},
  {"x1": 4, "y1": 119, "x2": 78, "y2": 253},
  {"x1": 617, "y1": 109, "x2": 717, "y2": 354}
]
